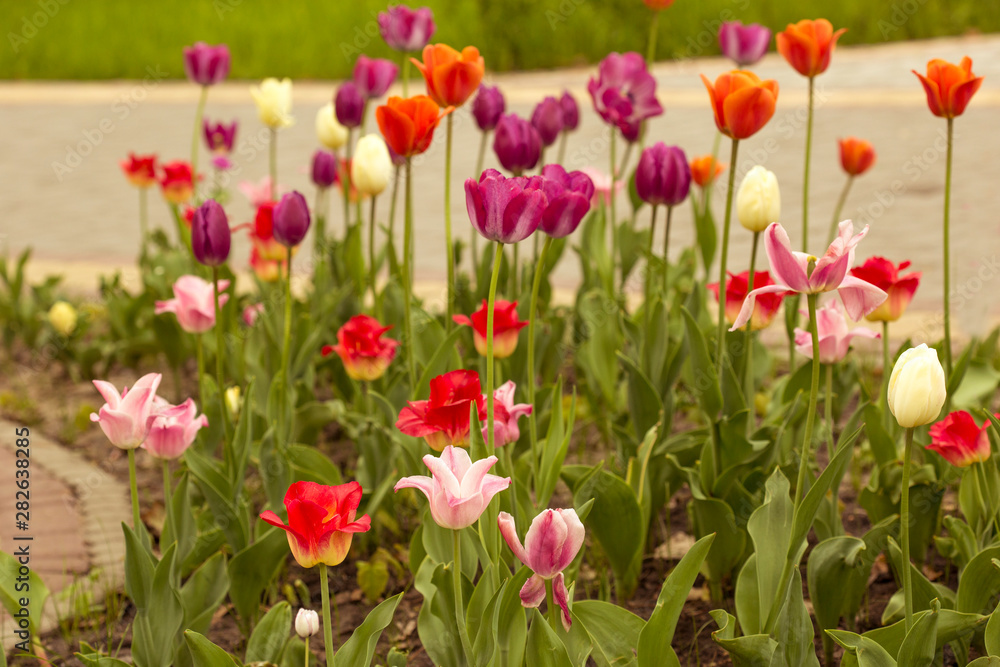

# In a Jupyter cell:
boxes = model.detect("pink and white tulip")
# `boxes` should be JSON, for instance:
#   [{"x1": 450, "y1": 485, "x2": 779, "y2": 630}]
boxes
[
  {"x1": 394, "y1": 446, "x2": 510, "y2": 530},
  {"x1": 143, "y1": 397, "x2": 209, "y2": 460},
  {"x1": 483, "y1": 381, "x2": 533, "y2": 447},
  {"x1": 731, "y1": 220, "x2": 887, "y2": 330},
  {"x1": 794, "y1": 302, "x2": 880, "y2": 364},
  {"x1": 155, "y1": 275, "x2": 230, "y2": 334},
  {"x1": 498, "y1": 508, "x2": 585, "y2": 631},
  {"x1": 90, "y1": 373, "x2": 162, "y2": 449}
]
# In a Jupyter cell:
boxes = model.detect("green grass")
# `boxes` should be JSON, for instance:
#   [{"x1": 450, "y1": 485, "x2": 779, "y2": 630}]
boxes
[{"x1": 3, "y1": 0, "x2": 997, "y2": 79}]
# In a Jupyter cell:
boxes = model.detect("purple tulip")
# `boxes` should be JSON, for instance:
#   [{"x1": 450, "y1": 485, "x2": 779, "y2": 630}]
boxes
[
  {"x1": 378, "y1": 5, "x2": 436, "y2": 52},
  {"x1": 718, "y1": 21, "x2": 771, "y2": 68},
  {"x1": 191, "y1": 199, "x2": 231, "y2": 266},
  {"x1": 335, "y1": 82, "x2": 365, "y2": 129},
  {"x1": 311, "y1": 150, "x2": 338, "y2": 189},
  {"x1": 635, "y1": 143, "x2": 691, "y2": 207},
  {"x1": 587, "y1": 52, "x2": 663, "y2": 142},
  {"x1": 538, "y1": 164, "x2": 595, "y2": 238},
  {"x1": 465, "y1": 169, "x2": 548, "y2": 244},
  {"x1": 183, "y1": 42, "x2": 230, "y2": 87},
  {"x1": 273, "y1": 191, "x2": 311, "y2": 248},
  {"x1": 472, "y1": 85, "x2": 506, "y2": 132},
  {"x1": 493, "y1": 114, "x2": 541, "y2": 175},
  {"x1": 560, "y1": 91, "x2": 580, "y2": 131},
  {"x1": 531, "y1": 97, "x2": 564, "y2": 148},
  {"x1": 353, "y1": 56, "x2": 399, "y2": 100},
  {"x1": 203, "y1": 119, "x2": 238, "y2": 154}
]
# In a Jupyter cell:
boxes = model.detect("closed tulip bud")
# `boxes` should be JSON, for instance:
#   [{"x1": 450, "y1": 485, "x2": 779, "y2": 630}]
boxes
[
  {"x1": 311, "y1": 150, "x2": 338, "y2": 189},
  {"x1": 736, "y1": 165, "x2": 780, "y2": 232},
  {"x1": 560, "y1": 91, "x2": 580, "y2": 131},
  {"x1": 315, "y1": 102, "x2": 348, "y2": 150},
  {"x1": 718, "y1": 21, "x2": 771, "y2": 68},
  {"x1": 472, "y1": 84, "x2": 505, "y2": 132},
  {"x1": 493, "y1": 114, "x2": 541, "y2": 175},
  {"x1": 888, "y1": 344, "x2": 947, "y2": 428},
  {"x1": 335, "y1": 82, "x2": 366, "y2": 129},
  {"x1": 777, "y1": 19, "x2": 846, "y2": 78},
  {"x1": 295, "y1": 609, "x2": 320, "y2": 638},
  {"x1": 351, "y1": 135, "x2": 393, "y2": 196},
  {"x1": 353, "y1": 56, "x2": 399, "y2": 100},
  {"x1": 250, "y1": 78, "x2": 294, "y2": 129},
  {"x1": 48, "y1": 301, "x2": 78, "y2": 336},
  {"x1": 224, "y1": 386, "x2": 242, "y2": 420},
  {"x1": 191, "y1": 199, "x2": 232, "y2": 266},
  {"x1": 183, "y1": 42, "x2": 230, "y2": 87},
  {"x1": 378, "y1": 5, "x2": 436, "y2": 53},
  {"x1": 273, "y1": 191, "x2": 311, "y2": 248},
  {"x1": 635, "y1": 143, "x2": 691, "y2": 207},
  {"x1": 531, "y1": 96, "x2": 564, "y2": 148},
  {"x1": 838, "y1": 137, "x2": 876, "y2": 177}
]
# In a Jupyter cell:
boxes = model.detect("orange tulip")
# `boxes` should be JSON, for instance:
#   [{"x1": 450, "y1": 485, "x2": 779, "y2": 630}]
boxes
[
  {"x1": 690, "y1": 155, "x2": 727, "y2": 188},
  {"x1": 701, "y1": 70, "x2": 778, "y2": 140},
  {"x1": 912, "y1": 57, "x2": 984, "y2": 119},
  {"x1": 776, "y1": 19, "x2": 846, "y2": 78},
  {"x1": 375, "y1": 95, "x2": 451, "y2": 158},
  {"x1": 838, "y1": 137, "x2": 876, "y2": 177},
  {"x1": 412, "y1": 44, "x2": 485, "y2": 108}
]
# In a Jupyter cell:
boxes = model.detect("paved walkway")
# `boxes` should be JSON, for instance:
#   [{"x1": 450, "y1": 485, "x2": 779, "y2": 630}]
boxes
[{"x1": 3, "y1": 35, "x2": 1000, "y2": 339}]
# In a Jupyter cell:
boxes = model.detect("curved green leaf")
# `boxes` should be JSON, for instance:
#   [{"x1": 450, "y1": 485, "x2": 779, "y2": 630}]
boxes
[{"x1": 335, "y1": 593, "x2": 403, "y2": 667}]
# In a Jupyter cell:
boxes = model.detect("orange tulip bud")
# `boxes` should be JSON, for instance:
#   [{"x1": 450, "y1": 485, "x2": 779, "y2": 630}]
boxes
[
  {"x1": 776, "y1": 19, "x2": 846, "y2": 78},
  {"x1": 375, "y1": 95, "x2": 452, "y2": 158},
  {"x1": 838, "y1": 137, "x2": 876, "y2": 177},
  {"x1": 690, "y1": 155, "x2": 727, "y2": 188},
  {"x1": 701, "y1": 70, "x2": 778, "y2": 140},
  {"x1": 412, "y1": 44, "x2": 485, "y2": 108},
  {"x1": 912, "y1": 57, "x2": 984, "y2": 119}
]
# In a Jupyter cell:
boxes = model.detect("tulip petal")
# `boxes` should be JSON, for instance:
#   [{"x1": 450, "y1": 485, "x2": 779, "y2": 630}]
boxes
[
  {"x1": 722, "y1": 85, "x2": 776, "y2": 140},
  {"x1": 730, "y1": 284, "x2": 791, "y2": 332},
  {"x1": 498, "y1": 511, "x2": 529, "y2": 566},
  {"x1": 837, "y1": 275, "x2": 888, "y2": 321},
  {"x1": 393, "y1": 474, "x2": 437, "y2": 501},
  {"x1": 92, "y1": 380, "x2": 123, "y2": 408},
  {"x1": 519, "y1": 574, "x2": 547, "y2": 609},
  {"x1": 763, "y1": 223, "x2": 811, "y2": 292},
  {"x1": 552, "y1": 572, "x2": 573, "y2": 631},
  {"x1": 458, "y1": 455, "x2": 499, "y2": 497}
]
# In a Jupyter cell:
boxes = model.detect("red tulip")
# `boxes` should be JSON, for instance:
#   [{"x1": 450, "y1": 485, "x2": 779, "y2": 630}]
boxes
[
  {"x1": 260, "y1": 481, "x2": 371, "y2": 568},
  {"x1": 396, "y1": 370, "x2": 487, "y2": 451},
  {"x1": 120, "y1": 153, "x2": 157, "y2": 188},
  {"x1": 453, "y1": 299, "x2": 528, "y2": 358},
  {"x1": 776, "y1": 19, "x2": 846, "y2": 78},
  {"x1": 160, "y1": 160, "x2": 195, "y2": 204},
  {"x1": 849, "y1": 257, "x2": 921, "y2": 323},
  {"x1": 928, "y1": 411, "x2": 992, "y2": 467},
  {"x1": 913, "y1": 56, "x2": 984, "y2": 119},
  {"x1": 376, "y1": 95, "x2": 451, "y2": 158},
  {"x1": 708, "y1": 270, "x2": 784, "y2": 331},
  {"x1": 321, "y1": 314, "x2": 399, "y2": 382}
]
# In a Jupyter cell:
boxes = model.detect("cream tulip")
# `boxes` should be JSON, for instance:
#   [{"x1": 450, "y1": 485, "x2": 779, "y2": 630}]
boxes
[
  {"x1": 48, "y1": 301, "x2": 78, "y2": 336},
  {"x1": 250, "y1": 78, "x2": 294, "y2": 129},
  {"x1": 736, "y1": 165, "x2": 780, "y2": 232},
  {"x1": 315, "y1": 102, "x2": 348, "y2": 150},
  {"x1": 887, "y1": 343, "x2": 947, "y2": 428},
  {"x1": 351, "y1": 134, "x2": 392, "y2": 196},
  {"x1": 294, "y1": 608, "x2": 320, "y2": 638}
]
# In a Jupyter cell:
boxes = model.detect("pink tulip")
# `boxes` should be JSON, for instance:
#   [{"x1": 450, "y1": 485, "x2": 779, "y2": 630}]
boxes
[
  {"x1": 155, "y1": 275, "x2": 230, "y2": 334},
  {"x1": 731, "y1": 221, "x2": 887, "y2": 330},
  {"x1": 578, "y1": 166, "x2": 623, "y2": 209},
  {"x1": 794, "y1": 301, "x2": 879, "y2": 364},
  {"x1": 394, "y1": 446, "x2": 510, "y2": 529},
  {"x1": 239, "y1": 176, "x2": 281, "y2": 208},
  {"x1": 498, "y1": 508, "x2": 585, "y2": 631},
  {"x1": 90, "y1": 373, "x2": 162, "y2": 449},
  {"x1": 483, "y1": 381, "x2": 533, "y2": 447},
  {"x1": 143, "y1": 397, "x2": 208, "y2": 460},
  {"x1": 243, "y1": 303, "x2": 264, "y2": 326}
]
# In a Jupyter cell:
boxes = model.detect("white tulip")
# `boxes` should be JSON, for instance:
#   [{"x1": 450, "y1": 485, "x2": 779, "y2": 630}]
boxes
[
  {"x1": 316, "y1": 102, "x2": 348, "y2": 150},
  {"x1": 888, "y1": 343, "x2": 947, "y2": 428},
  {"x1": 250, "y1": 78, "x2": 294, "y2": 129},
  {"x1": 294, "y1": 608, "x2": 320, "y2": 638},
  {"x1": 351, "y1": 135, "x2": 392, "y2": 196},
  {"x1": 736, "y1": 165, "x2": 780, "y2": 233}
]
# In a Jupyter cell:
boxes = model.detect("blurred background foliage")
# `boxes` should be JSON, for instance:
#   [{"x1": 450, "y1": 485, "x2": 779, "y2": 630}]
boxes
[{"x1": 2, "y1": 0, "x2": 995, "y2": 79}]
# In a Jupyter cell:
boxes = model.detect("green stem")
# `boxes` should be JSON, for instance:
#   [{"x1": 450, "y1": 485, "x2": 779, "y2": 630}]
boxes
[
  {"x1": 646, "y1": 9, "x2": 661, "y2": 64},
  {"x1": 196, "y1": 334, "x2": 206, "y2": 403},
  {"x1": 545, "y1": 578, "x2": 559, "y2": 630},
  {"x1": 512, "y1": 243, "x2": 519, "y2": 296},
  {"x1": 444, "y1": 115, "x2": 455, "y2": 330},
  {"x1": 556, "y1": 131, "x2": 568, "y2": 165},
  {"x1": 212, "y1": 266, "x2": 230, "y2": 444},
  {"x1": 644, "y1": 205, "x2": 659, "y2": 337},
  {"x1": 387, "y1": 164, "x2": 401, "y2": 297},
  {"x1": 502, "y1": 444, "x2": 520, "y2": 532},
  {"x1": 942, "y1": 117, "x2": 954, "y2": 388},
  {"x1": 609, "y1": 130, "x2": 618, "y2": 292},
  {"x1": 403, "y1": 160, "x2": 417, "y2": 390},
  {"x1": 138, "y1": 187, "x2": 148, "y2": 258},
  {"x1": 486, "y1": 242, "x2": 505, "y2": 456},
  {"x1": 825, "y1": 362, "x2": 834, "y2": 459},
  {"x1": 901, "y1": 426, "x2": 915, "y2": 631},
  {"x1": 473, "y1": 131, "x2": 489, "y2": 278},
  {"x1": 802, "y1": 76, "x2": 815, "y2": 252},
  {"x1": 452, "y1": 529, "x2": 474, "y2": 661},
  {"x1": 128, "y1": 449, "x2": 141, "y2": 532},
  {"x1": 269, "y1": 127, "x2": 278, "y2": 201},
  {"x1": 314, "y1": 188, "x2": 327, "y2": 257},
  {"x1": 662, "y1": 205, "x2": 674, "y2": 296},
  {"x1": 304, "y1": 638, "x2": 309, "y2": 667},
  {"x1": 714, "y1": 138, "x2": 741, "y2": 375},
  {"x1": 368, "y1": 194, "x2": 378, "y2": 309},
  {"x1": 763, "y1": 291, "x2": 821, "y2": 635},
  {"x1": 616, "y1": 141, "x2": 635, "y2": 292},
  {"x1": 320, "y1": 563, "x2": 336, "y2": 666},
  {"x1": 191, "y1": 86, "x2": 208, "y2": 188},
  {"x1": 527, "y1": 235, "x2": 553, "y2": 495},
  {"x1": 162, "y1": 459, "x2": 175, "y2": 546},
  {"x1": 744, "y1": 231, "x2": 760, "y2": 431},
  {"x1": 882, "y1": 321, "x2": 891, "y2": 430},
  {"x1": 280, "y1": 247, "x2": 294, "y2": 442},
  {"x1": 827, "y1": 176, "x2": 854, "y2": 246}
]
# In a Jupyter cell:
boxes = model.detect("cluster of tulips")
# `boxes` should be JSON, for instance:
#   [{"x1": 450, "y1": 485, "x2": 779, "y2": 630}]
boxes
[{"x1": 71, "y1": 1, "x2": 1000, "y2": 666}]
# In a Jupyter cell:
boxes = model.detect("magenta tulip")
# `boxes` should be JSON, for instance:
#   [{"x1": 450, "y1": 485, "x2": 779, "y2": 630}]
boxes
[
  {"x1": 311, "y1": 150, "x2": 338, "y2": 189},
  {"x1": 731, "y1": 221, "x2": 888, "y2": 330},
  {"x1": 394, "y1": 446, "x2": 510, "y2": 529},
  {"x1": 465, "y1": 169, "x2": 547, "y2": 244},
  {"x1": 560, "y1": 91, "x2": 580, "y2": 131},
  {"x1": 335, "y1": 82, "x2": 365, "y2": 129},
  {"x1": 378, "y1": 5, "x2": 436, "y2": 52},
  {"x1": 353, "y1": 56, "x2": 399, "y2": 100},
  {"x1": 531, "y1": 96, "x2": 564, "y2": 147},
  {"x1": 143, "y1": 397, "x2": 208, "y2": 460},
  {"x1": 538, "y1": 164, "x2": 594, "y2": 238},
  {"x1": 493, "y1": 114, "x2": 541, "y2": 175},
  {"x1": 718, "y1": 21, "x2": 772, "y2": 68},
  {"x1": 203, "y1": 119, "x2": 238, "y2": 154},
  {"x1": 273, "y1": 191, "x2": 311, "y2": 247},
  {"x1": 587, "y1": 52, "x2": 663, "y2": 141},
  {"x1": 482, "y1": 381, "x2": 533, "y2": 447},
  {"x1": 635, "y1": 143, "x2": 691, "y2": 207},
  {"x1": 499, "y1": 508, "x2": 585, "y2": 630},
  {"x1": 90, "y1": 373, "x2": 163, "y2": 450},
  {"x1": 191, "y1": 199, "x2": 232, "y2": 267},
  {"x1": 472, "y1": 84, "x2": 506, "y2": 132},
  {"x1": 794, "y1": 301, "x2": 880, "y2": 364},
  {"x1": 155, "y1": 275, "x2": 230, "y2": 334},
  {"x1": 183, "y1": 42, "x2": 230, "y2": 86}
]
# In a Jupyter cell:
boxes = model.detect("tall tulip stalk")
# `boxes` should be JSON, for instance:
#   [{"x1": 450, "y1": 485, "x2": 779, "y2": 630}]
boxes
[
  {"x1": 471, "y1": 85, "x2": 506, "y2": 275},
  {"x1": 829, "y1": 137, "x2": 876, "y2": 245},
  {"x1": 352, "y1": 135, "x2": 393, "y2": 305},
  {"x1": 183, "y1": 42, "x2": 230, "y2": 189},
  {"x1": 251, "y1": 78, "x2": 294, "y2": 200}
]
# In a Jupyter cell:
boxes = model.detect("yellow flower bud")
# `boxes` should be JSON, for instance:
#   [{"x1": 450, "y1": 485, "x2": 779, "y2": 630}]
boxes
[
  {"x1": 250, "y1": 78, "x2": 294, "y2": 129},
  {"x1": 315, "y1": 102, "x2": 348, "y2": 150},
  {"x1": 888, "y1": 344, "x2": 947, "y2": 428},
  {"x1": 48, "y1": 301, "x2": 78, "y2": 336},
  {"x1": 736, "y1": 165, "x2": 780, "y2": 233}
]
